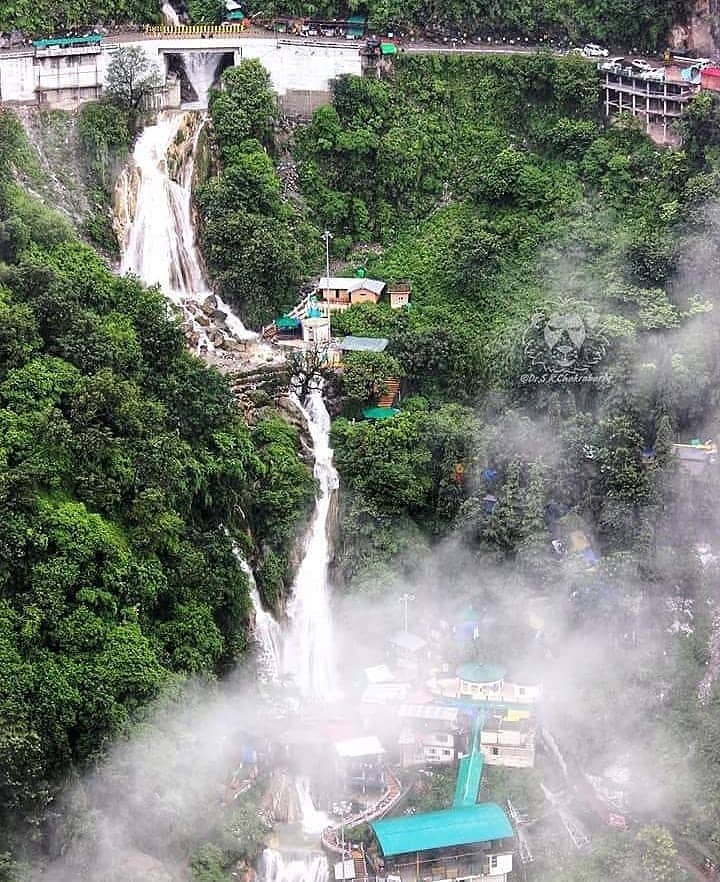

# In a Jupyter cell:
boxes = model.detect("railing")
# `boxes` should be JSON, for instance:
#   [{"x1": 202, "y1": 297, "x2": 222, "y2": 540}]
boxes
[
  {"x1": 143, "y1": 23, "x2": 247, "y2": 36},
  {"x1": 321, "y1": 767, "x2": 404, "y2": 856}
]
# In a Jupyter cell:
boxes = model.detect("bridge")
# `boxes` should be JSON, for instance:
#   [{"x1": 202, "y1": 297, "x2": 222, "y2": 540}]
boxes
[{"x1": 0, "y1": 32, "x2": 363, "y2": 109}]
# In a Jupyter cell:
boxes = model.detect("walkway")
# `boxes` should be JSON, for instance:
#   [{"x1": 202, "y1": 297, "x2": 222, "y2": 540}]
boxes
[{"x1": 321, "y1": 767, "x2": 404, "y2": 856}]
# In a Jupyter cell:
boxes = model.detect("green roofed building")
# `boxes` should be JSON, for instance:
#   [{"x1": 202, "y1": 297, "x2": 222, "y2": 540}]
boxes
[
  {"x1": 275, "y1": 316, "x2": 301, "y2": 330},
  {"x1": 370, "y1": 803, "x2": 514, "y2": 882}
]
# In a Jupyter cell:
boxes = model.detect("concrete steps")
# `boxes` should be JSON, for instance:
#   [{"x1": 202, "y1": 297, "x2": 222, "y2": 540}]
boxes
[{"x1": 377, "y1": 378, "x2": 400, "y2": 407}]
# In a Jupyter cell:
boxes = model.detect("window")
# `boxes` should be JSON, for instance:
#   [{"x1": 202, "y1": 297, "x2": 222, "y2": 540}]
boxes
[
  {"x1": 518, "y1": 687, "x2": 526, "y2": 695},
  {"x1": 490, "y1": 856, "x2": 498, "y2": 869},
  {"x1": 492, "y1": 747, "x2": 499, "y2": 756}
]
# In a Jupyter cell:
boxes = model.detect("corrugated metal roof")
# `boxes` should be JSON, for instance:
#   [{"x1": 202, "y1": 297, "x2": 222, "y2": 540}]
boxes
[
  {"x1": 363, "y1": 406, "x2": 399, "y2": 420},
  {"x1": 456, "y1": 663, "x2": 506, "y2": 684},
  {"x1": 340, "y1": 336, "x2": 389, "y2": 352},
  {"x1": 319, "y1": 277, "x2": 386, "y2": 295},
  {"x1": 361, "y1": 683, "x2": 410, "y2": 704},
  {"x1": 365, "y1": 664, "x2": 395, "y2": 683},
  {"x1": 370, "y1": 804, "x2": 513, "y2": 856},
  {"x1": 398, "y1": 704, "x2": 459, "y2": 723}
]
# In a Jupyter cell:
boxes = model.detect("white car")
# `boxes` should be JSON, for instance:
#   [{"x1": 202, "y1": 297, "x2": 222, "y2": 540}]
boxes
[
  {"x1": 582, "y1": 43, "x2": 609, "y2": 57},
  {"x1": 631, "y1": 58, "x2": 653, "y2": 71}
]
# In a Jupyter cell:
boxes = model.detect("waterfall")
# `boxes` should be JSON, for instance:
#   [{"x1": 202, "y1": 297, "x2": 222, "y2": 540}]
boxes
[
  {"x1": 119, "y1": 110, "x2": 341, "y2": 702},
  {"x1": 161, "y1": 1, "x2": 180, "y2": 25},
  {"x1": 237, "y1": 554, "x2": 283, "y2": 683},
  {"x1": 283, "y1": 389, "x2": 339, "y2": 702},
  {"x1": 295, "y1": 777, "x2": 330, "y2": 836},
  {"x1": 262, "y1": 849, "x2": 328, "y2": 882},
  {"x1": 119, "y1": 112, "x2": 254, "y2": 343},
  {"x1": 182, "y1": 52, "x2": 223, "y2": 109}
]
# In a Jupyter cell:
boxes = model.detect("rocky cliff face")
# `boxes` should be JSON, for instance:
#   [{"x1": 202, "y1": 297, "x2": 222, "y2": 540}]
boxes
[
  {"x1": 669, "y1": 0, "x2": 720, "y2": 56},
  {"x1": 15, "y1": 106, "x2": 90, "y2": 230}
]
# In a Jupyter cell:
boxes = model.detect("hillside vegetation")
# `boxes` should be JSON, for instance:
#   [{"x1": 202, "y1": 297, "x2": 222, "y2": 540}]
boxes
[
  {"x1": 295, "y1": 56, "x2": 720, "y2": 868},
  {"x1": 0, "y1": 107, "x2": 313, "y2": 850}
]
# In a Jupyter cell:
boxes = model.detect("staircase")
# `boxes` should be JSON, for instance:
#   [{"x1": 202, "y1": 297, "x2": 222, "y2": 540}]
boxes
[
  {"x1": 377, "y1": 378, "x2": 400, "y2": 408},
  {"x1": 262, "y1": 323, "x2": 278, "y2": 342}
]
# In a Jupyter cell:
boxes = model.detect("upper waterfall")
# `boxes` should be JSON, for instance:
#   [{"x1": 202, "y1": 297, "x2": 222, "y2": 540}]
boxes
[
  {"x1": 161, "y1": 1, "x2": 180, "y2": 25},
  {"x1": 182, "y1": 52, "x2": 223, "y2": 109},
  {"x1": 283, "y1": 389, "x2": 339, "y2": 702},
  {"x1": 118, "y1": 112, "x2": 253, "y2": 342}
]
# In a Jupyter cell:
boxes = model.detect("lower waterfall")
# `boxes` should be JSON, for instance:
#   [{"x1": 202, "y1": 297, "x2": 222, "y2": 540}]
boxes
[
  {"x1": 283, "y1": 389, "x2": 339, "y2": 702},
  {"x1": 237, "y1": 554, "x2": 283, "y2": 683},
  {"x1": 117, "y1": 113, "x2": 342, "y2": 873},
  {"x1": 262, "y1": 849, "x2": 329, "y2": 882},
  {"x1": 295, "y1": 777, "x2": 330, "y2": 836}
]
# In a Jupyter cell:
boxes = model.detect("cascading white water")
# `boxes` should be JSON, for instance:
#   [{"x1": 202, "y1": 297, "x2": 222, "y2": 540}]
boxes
[
  {"x1": 119, "y1": 112, "x2": 253, "y2": 342},
  {"x1": 182, "y1": 52, "x2": 223, "y2": 109},
  {"x1": 295, "y1": 777, "x2": 330, "y2": 835},
  {"x1": 283, "y1": 389, "x2": 339, "y2": 702},
  {"x1": 161, "y1": 0, "x2": 180, "y2": 25},
  {"x1": 237, "y1": 554, "x2": 283, "y2": 683},
  {"x1": 262, "y1": 849, "x2": 328, "y2": 882}
]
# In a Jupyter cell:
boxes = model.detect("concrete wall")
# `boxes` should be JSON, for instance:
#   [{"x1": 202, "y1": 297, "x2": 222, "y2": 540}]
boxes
[
  {"x1": 0, "y1": 37, "x2": 362, "y2": 105},
  {"x1": 122, "y1": 36, "x2": 361, "y2": 99},
  {"x1": 0, "y1": 50, "x2": 37, "y2": 102},
  {"x1": 279, "y1": 88, "x2": 331, "y2": 117}
]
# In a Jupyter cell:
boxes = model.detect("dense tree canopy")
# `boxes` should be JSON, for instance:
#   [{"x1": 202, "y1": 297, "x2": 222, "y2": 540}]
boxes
[
  {"x1": 0, "y1": 108, "x2": 313, "y2": 848},
  {"x1": 197, "y1": 61, "x2": 319, "y2": 328},
  {"x1": 313, "y1": 56, "x2": 720, "y2": 866}
]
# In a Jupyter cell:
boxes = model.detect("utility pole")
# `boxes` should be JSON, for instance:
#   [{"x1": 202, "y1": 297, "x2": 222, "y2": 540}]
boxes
[
  {"x1": 400, "y1": 592, "x2": 415, "y2": 632},
  {"x1": 321, "y1": 229, "x2": 333, "y2": 280},
  {"x1": 321, "y1": 230, "x2": 333, "y2": 345}
]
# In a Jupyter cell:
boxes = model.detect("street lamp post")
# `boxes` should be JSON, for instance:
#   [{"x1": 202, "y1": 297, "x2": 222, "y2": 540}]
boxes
[
  {"x1": 321, "y1": 230, "x2": 333, "y2": 341},
  {"x1": 321, "y1": 229, "x2": 333, "y2": 280},
  {"x1": 400, "y1": 592, "x2": 415, "y2": 632}
]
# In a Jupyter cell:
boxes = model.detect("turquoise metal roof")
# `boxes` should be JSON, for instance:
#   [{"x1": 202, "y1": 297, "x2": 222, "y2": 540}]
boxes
[
  {"x1": 457, "y1": 663, "x2": 506, "y2": 684},
  {"x1": 371, "y1": 804, "x2": 513, "y2": 856}
]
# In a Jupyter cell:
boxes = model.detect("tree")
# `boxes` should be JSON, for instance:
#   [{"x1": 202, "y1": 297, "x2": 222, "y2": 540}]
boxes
[
  {"x1": 187, "y1": 0, "x2": 223, "y2": 22},
  {"x1": 341, "y1": 351, "x2": 403, "y2": 405},
  {"x1": 285, "y1": 343, "x2": 332, "y2": 400},
  {"x1": 635, "y1": 826, "x2": 680, "y2": 882},
  {"x1": 104, "y1": 47, "x2": 162, "y2": 112}
]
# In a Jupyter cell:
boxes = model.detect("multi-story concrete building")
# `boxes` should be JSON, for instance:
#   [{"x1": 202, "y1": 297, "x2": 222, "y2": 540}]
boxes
[
  {"x1": 599, "y1": 58, "x2": 701, "y2": 145},
  {"x1": 397, "y1": 704, "x2": 467, "y2": 767},
  {"x1": 480, "y1": 711, "x2": 536, "y2": 769}
]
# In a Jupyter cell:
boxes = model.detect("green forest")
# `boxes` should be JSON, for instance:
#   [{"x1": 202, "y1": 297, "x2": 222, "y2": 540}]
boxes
[{"x1": 0, "y1": 106, "x2": 314, "y2": 856}]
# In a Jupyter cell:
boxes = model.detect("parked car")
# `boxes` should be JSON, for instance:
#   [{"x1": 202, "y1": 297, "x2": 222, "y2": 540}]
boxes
[
  {"x1": 582, "y1": 43, "x2": 609, "y2": 57},
  {"x1": 631, "y1": 58, "x2": 653, "y2": 71}
]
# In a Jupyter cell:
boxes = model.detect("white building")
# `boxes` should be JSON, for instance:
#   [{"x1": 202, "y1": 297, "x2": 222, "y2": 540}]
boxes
[
  {"x1": 480, "y1": 711, "x2": 536, "y2": 768},
  {"x1": 397, "y1": 704, "x2": 464, "y2": 767}
]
